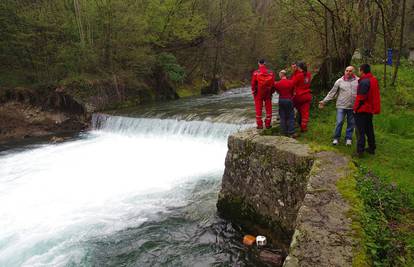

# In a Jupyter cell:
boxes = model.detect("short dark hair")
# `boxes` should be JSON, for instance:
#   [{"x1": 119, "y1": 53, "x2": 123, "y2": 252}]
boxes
[
  {"x1": 359, "y1": 63, "x2": 371, "y2": 74},
  {"x1": 258, "y1": 59, "x2": 266, "y2": 65},
  {"x1": 297, "y1": 61, "x2": 307, "y2": 72}
]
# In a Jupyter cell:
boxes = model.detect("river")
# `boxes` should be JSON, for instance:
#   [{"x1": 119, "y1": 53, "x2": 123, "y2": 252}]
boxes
[{"x1": 0, "y1": 88, "x2": 279, "y2": 266}]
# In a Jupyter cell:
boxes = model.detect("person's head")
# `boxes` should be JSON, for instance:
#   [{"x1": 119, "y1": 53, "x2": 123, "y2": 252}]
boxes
[
  {"x1": 359, "y1": 63, "x2": 371, "y2": 75},
  {"x1": 344, "y1": 66, "x2": 354, "y2": 78},
  {"x1": 279, "y1": 70, "x2": 287, "y2": 79},
  {"x1": 258, "y1": 59, "x2": 266, "y2": 66},
  {"x1": 297, "y1": 61, "x2": 307, "y2": 73},
  {"x1": 291, "y1": 63, "x2": 297, "y2": 72}
]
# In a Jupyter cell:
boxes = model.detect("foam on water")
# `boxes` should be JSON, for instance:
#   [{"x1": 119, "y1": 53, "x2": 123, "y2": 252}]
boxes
[{"x1": 0, "y1": 115, "x2": 247, "y2": 266}]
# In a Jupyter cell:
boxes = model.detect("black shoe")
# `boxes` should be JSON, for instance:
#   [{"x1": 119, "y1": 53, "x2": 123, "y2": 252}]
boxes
[
  {"x1": 265, "y1": 126, "x2": 272, "y2": 129},
  {"x1": 257, "y1": 126, "x2": 263, "y2": 129},
  {"x1": 352, "y1": 151, "x2": 364, "y2": 158},
  {"x1": 290, "y1": 133, "x2": 299, "y2": 139}
]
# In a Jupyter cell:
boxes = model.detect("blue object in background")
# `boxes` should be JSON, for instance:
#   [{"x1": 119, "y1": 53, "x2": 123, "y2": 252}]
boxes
[{"x1": 387, "y1": 48, "x2": 393, "y2": 66}]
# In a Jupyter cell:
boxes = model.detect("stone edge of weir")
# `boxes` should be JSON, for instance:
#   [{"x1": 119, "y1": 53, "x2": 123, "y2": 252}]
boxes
[{"x1": 216, "y1": 128, "x2": 354, "y2": 266}]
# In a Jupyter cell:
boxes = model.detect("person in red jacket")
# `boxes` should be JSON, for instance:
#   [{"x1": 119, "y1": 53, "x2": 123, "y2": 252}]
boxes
[
  {"x1": 290, "y1": 62, "x2": 300, "y2": 80},
  {"x1": 251, "y1": 59, "x2": 275, "y2": 129},
  {"x1": 353, "y1": 63, "x2": 381, "y2": 156},
  {"x1": 292, "y1": 61, "x2": 312, "y2": 132},
  {"x1": 274, "y1": 70, "x2": 296, "y2": 137}
]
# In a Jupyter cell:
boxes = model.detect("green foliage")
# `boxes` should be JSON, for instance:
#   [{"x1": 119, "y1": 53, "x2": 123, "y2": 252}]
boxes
[
  {"x1": 156, "y1": 53, "x2": 186, "y2": 83},
  {"x1": 336, "y1": 164, "x2": 370, "y2": 267},
  {"x1": 1, "y1": 0, "x2": 330, "y2": 93},
  {"x1": 356, "y1": 168, "x2": 413, "y2": 267},
  {"x1": 395, "y1": 84, "x2": 414, "y2": 107}
]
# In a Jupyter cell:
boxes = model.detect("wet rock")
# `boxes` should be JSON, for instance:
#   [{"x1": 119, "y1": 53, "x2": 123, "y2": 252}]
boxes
[
  {"x1": 259, "y1": 249, "x2": 284, "y2": 266},
  {"x1": 0, "y1": 101, "x2": 88, "y2": 144},
  {"x1": 50, "y1": 136, "x2": 65, "y2": 143}
]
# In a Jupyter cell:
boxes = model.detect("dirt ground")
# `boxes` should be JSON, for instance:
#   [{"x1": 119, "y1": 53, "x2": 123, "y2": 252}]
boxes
[{"x1": 0, "y1": 101, "x2": 88, "y2": 144}]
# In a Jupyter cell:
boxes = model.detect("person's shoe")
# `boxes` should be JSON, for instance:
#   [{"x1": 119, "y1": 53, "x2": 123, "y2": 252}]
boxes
[
  {"x1": 352, "y1": 151, "x2": 364, "y2": 158},
  {"x1": 345, "y1": 139, "x2": 352, "y2": 146},
  {"x1": 332, "y1": 139, "x2": 339, "y2": 146},
  {"x1": 290, "y1": 133, "x2": 299, "y2": 139},
  {"x1": 257, "y1": 125, "x2": 263, "y2": 129},
  {"x1": 300, "y1": 128, "x2": 308, "y2": 133},
  {"x1": 265, "y1": 125, "x2": 272, "y2": 129}
]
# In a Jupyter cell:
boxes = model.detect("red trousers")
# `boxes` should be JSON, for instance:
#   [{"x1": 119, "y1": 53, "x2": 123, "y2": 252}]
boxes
[
  {"x1": 293, "y1": 93, "x2": 312, "y2": 131},
  {"x1": 254, "y1": 96, "x2": 272, "y2": 128}
]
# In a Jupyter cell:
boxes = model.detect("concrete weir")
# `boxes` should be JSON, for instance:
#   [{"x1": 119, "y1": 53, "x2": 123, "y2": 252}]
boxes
[{"x1": 217, "y1": 129, "x2": 355, "y2": 266}]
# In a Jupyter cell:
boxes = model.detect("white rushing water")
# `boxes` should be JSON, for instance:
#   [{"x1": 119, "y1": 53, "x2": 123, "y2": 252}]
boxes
[{"x1": 0, "y1": 116, "x2": 249, "y2": 266}]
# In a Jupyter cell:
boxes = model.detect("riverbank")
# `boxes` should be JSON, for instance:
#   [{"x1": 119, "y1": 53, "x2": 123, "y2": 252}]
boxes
[
  {"x1": 0, "y1": 85, "x2": 90, "y2": 145},
  {"x1": 0, "y1": 101, "x2": 88, "y2": 145},
  {"x1": 299, "y1": 64, "x2": 414, "y2": 266},
  {"x1": 0, "y1": 76, "x2": 247, "y2": 144}
]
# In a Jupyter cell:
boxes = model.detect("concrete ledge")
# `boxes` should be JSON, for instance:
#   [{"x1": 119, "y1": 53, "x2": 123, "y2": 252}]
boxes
[
  {"x1": 217, "y1": 129, "x2": 313, "y2": 248},
  {"x1": 283, "y1": 151, "x2": 353, "y2": 267},
  {"x1": 217, "y1": 129, "x2": 355, "y2": 266}
]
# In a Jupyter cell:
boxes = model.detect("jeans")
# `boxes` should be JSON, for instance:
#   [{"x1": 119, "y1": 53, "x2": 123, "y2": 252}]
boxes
[
  {"x1": 354, "y1": 112, "x2": 376, "y2": 153},
  {"x1": 334, "y1": 108, "x2": 355, "y2": 140},
  {"x1": 279, "y1": 98, "x2": 295, "y2": 134}
]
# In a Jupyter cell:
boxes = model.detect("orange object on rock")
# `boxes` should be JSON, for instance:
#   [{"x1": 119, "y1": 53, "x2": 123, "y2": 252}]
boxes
[{"x1": 243, "y1": 235, "x2": 256, "y2": 246}]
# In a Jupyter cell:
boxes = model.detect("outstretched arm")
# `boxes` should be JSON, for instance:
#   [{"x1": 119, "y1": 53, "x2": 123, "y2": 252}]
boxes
[
  {"x1": 251, "y1": 72, "x2": 258, "y2": 96},
  {"x1": 319, "y1": 79, "x2": 340, "y2": 109},
  {"x1": 322, "y1": 80, "x2": 340, "y2": 104}
]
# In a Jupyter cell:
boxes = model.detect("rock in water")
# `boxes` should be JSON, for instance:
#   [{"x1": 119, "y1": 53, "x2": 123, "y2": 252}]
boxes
[{"x1": 259, "y1": 249, "x2": 283, "y2": 266}]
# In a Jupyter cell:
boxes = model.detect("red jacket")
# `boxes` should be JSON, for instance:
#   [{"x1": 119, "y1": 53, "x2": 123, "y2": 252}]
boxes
[
  {"x1": 290, "y1": 70, "x2": 301, "y2": 80},
  {"x1": 274, "y1": 78, "x2": 294, "y2": 99},
  {"x1": 251, "y1": 65, "x2": 275, "y2": 99},
  {"x1": 353, "y1": 73, "x2": 381, "y2": 114},
  {"x1": 292, "y1": 71, "x2": 312, "y2": 96}
]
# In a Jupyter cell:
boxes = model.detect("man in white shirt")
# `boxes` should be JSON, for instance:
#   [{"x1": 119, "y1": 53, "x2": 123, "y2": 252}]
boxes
[{"x1": 319, "y1": 66, "x2": 359, "y2": 146}]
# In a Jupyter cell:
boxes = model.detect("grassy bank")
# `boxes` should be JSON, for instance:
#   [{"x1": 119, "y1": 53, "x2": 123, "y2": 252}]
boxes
[{"x1": 299, "y1": 63, "x2": 414, "y2": 266}]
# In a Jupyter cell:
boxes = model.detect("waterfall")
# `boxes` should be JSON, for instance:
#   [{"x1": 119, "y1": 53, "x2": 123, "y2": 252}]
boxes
[
  {"x1": 91, "y1": 113, "x2": 252, "y2": 139},
  {"x1": 0, "y1": 88, "x2": 260, "y2": 266}
]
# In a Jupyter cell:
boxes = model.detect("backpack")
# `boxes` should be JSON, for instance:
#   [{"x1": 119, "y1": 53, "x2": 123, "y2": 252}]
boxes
[{"x1": 256, "y1": 69, "x2": 274, "y2": 97}]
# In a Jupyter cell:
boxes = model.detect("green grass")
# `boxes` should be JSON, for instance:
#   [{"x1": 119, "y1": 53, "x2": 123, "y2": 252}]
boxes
[
  {"x1": 337, "y1": 163, "x2": 370, "y2": 267},
  {"x1": 299, "y1": 64, "x2": 414, "y2": 266}
]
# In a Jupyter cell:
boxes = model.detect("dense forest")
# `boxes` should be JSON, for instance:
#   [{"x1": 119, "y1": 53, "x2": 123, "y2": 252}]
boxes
[{"x1": 0, "y1": 0, "x2": 413, "y2": 109}]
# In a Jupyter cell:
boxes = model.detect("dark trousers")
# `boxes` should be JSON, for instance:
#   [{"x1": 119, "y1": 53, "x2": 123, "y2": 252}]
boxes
[
  {"x1": 354, "y1": 112, "x2": 376, "y2": 153},
  {"x1": 279, "y1": 98, "x2": 295, "y2": 134}
]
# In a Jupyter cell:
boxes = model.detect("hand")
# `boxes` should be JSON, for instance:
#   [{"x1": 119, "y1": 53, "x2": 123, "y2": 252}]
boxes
[{"x1": 318, "y1": 101, "x2": 325, "y2": 109}]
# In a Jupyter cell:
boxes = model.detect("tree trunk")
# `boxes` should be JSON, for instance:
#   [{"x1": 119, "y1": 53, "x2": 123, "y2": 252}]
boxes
[
  {"x1": 375, "y1": 0, "x2": 387, "y2": 88},
  {"x1": 391, "y1": 0, "x2": 407, "y2": 86}
]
